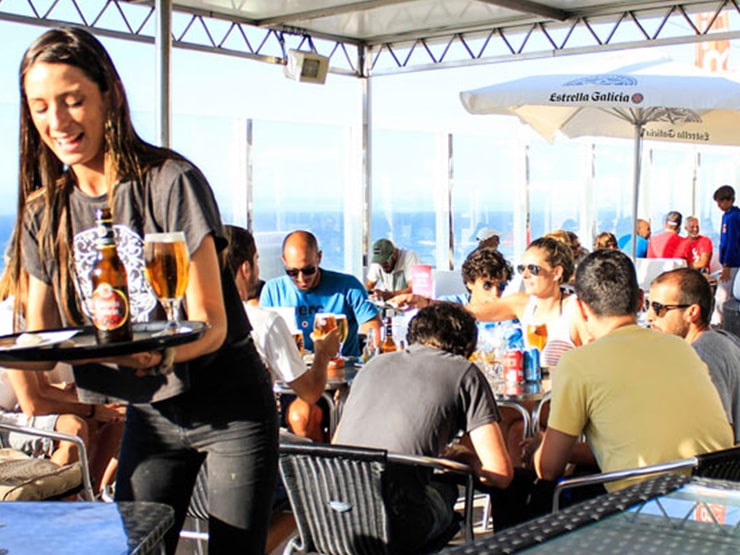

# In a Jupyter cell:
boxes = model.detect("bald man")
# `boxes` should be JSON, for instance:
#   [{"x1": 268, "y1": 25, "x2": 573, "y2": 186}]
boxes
[{"x1": 260, "y1": 230, "x2": 381, "y2": 357}]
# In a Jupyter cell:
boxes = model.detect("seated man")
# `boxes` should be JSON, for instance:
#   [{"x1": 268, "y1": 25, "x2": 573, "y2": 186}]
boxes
[
  {"x1": 261, "y1": 230, "x2": 381, "y2": 357},
  {"x1": 365, "y1": 238, "x2": 420, "y2": 301},
  {"x1": 647, "y1": 210, "x2": 688, "y2": 259},
  {"x1": 682, "y1": 216, "x2": 713, "y2": 272},
  {"x1": 534, "y1": 250, "x2": 732, "y2": 490},
  {"x1": 334, "y1": 303, "x2": 513, "y2": 551},
  {"x1": 648, "y1": 267, "x2": 740, "y2": 443},
  {"x1": 618, "y1": 218, "x2": 651, "y2": 258},
  {"x1": 223, "y1": 225, "x2": 340, "y2": 441}
]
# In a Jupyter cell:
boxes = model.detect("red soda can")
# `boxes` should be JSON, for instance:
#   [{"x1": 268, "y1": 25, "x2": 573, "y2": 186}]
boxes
[{"x1": 503, "y1": 349, "x2": 524, "y2": 384}]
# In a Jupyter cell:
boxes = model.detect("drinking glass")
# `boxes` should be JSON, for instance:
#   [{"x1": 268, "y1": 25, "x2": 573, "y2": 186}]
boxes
[
  {"x1": 144, "y1": 232, "x2": 190, "y2": 332},
  {"x1": 334, "y1": 314, "x2": 348, "y2": 356},
  {"x1": 526, "y1": 322, "x2": 548, "y2": 351}
]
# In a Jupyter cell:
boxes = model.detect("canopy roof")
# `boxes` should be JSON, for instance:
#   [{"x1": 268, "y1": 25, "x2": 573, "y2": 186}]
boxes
[
  {"x1": 175, "y1": 0, "x2": 722, "y2": 46},
  {"x1": 2, "y1": 0, "x2": 736, "y2": 75}
]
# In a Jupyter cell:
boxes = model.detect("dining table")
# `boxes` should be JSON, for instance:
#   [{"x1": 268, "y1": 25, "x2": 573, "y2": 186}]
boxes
[
  {"x1": 0, "y1": 500, "x2": 174, "y2": 554},
  {"x1": 441, "y1": 473, "x2": 740, "y2": 554}
]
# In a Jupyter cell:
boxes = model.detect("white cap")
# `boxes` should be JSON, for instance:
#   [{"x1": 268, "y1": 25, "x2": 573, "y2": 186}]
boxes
[{"x1": 476, "y1": 227, "x2": 500, "y2": 241}]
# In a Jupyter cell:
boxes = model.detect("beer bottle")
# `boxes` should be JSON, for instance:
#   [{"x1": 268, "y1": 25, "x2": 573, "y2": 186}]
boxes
[
  {"x1": 90, "y1": 207, "x2": 133, "y2": 343},
  {"x1": 381, "y1": 316, "x2": 397, "y2": 353}
]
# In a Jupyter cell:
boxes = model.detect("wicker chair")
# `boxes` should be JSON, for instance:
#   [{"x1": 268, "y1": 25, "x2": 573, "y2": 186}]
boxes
[
  {"x1": 0, "y1": 421, "x2": 94, "y2": 501},
  {"x1": 278, "y1": 442, "x2": 476, "y2": 555}
]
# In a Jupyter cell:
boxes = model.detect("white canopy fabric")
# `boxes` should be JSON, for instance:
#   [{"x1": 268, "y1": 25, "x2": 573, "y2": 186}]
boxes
[
  {"x1": 460, "y1": 60, "x2": 740, "y2": 147},
  {"x1": 460, "y1": 59, "x2": 740, "y2": 258}
]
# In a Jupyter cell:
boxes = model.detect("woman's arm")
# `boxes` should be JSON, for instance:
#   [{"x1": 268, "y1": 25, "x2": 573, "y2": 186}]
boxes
[{"x1": 466, "y1": 293, "x2": 526, "y2": 322}]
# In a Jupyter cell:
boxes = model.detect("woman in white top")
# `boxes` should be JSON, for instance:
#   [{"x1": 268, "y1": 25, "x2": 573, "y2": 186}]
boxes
[{"x1": 467, "y1": 236, "x2": 588, "y2": 365}]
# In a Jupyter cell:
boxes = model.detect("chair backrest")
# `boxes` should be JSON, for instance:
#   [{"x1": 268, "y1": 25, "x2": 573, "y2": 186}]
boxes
[
  {"x1": 693, "y1": 445, "x2": 740, "y2": 481},
  {"x1": 279, "y1": 442, "x2": 392, "y2": 555}
]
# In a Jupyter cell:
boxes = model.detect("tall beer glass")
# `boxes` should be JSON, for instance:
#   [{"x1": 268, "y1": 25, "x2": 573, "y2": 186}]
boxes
[
  {"x1": 144, "y1": 232, "x2": 190, "y2": 331},
  {"x1": 334, "y1": 314, "x2": 348, "y2": 356}
]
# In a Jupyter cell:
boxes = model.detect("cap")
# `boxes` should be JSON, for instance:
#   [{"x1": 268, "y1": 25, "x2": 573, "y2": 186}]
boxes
[
  {"x1": 476, "y1": 227, "x2": 500, "y2": 242},
  {"x1": 372, "y1": 239, "x2": 395, "y2": 264}
]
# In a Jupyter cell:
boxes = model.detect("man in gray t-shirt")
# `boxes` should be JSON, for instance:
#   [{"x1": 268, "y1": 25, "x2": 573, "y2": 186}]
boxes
[
  {"x1": 649, "y1": 268, "x2": 740, "y2": 442},
  {"x1": 333, "y1": 303, "x2": 512, "y2": 551}
]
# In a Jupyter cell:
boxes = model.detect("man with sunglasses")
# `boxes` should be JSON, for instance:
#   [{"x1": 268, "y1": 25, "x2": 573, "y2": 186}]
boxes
[
  {"x1": 534, "y1": 250, "x2": 731, "y2": 491},
  {"x1": 648, "y1": 268, "x2": 740, "y2": 443},
  {"x1": 260, "y1": 230, "x2": 381, "y2": 357}
]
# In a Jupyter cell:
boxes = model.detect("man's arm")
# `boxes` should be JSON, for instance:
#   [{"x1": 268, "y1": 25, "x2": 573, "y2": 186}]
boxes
[
  {"x1": 468, "y1": 422, "x2": 514, "y2": 489},
  {"x1": 288, "y1": 328, "x2": 340, "y2": 405},
  {"x1": 534, "y1": 427, "x2": 579, "y2": 481}
]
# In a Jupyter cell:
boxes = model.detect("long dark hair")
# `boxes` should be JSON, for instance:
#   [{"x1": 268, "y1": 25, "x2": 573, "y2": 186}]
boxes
[{"x1": 15, "y1": 26, "x2": 180, "y2": 325}]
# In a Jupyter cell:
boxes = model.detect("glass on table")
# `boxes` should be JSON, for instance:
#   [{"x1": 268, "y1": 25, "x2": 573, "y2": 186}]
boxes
[{"x1": 143, "y1": 231, "x2": 189, "y2": 333}]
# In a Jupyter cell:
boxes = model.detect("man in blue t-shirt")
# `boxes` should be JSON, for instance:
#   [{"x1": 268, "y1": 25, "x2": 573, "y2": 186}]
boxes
[
  {"x1": 712, "y1": 185, "x2": 740, "y2": 326},
  {"x1": 260, "y1": 230, "x2": 381, "y2": 357},
  {"x1": 618, "y1": 218, "x2": 651, "y2": 258}
]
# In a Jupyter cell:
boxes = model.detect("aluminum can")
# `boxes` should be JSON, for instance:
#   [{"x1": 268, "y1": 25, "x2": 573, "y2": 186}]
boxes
[
  {"x1": 503, "y1": 349, "x2": 524, "y2": 384},
  {"x1": 524, "y1": 348, "x2": 542, "y2": 382}
]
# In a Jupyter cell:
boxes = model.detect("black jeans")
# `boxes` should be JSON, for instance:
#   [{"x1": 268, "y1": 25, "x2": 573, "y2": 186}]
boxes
[{"x1": 115, "y1": 360, "x2": 279, "y2": 555}]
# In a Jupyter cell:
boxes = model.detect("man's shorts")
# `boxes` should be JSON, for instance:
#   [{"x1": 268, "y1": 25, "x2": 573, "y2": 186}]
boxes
[{"x1": 0, "y1": 411, "x2": 60, "y2": 458}]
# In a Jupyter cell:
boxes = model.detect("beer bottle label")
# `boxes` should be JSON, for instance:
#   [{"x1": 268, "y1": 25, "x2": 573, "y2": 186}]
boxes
[{"x1": 92, "y1": 282, "x2": 130, "y2": 331}]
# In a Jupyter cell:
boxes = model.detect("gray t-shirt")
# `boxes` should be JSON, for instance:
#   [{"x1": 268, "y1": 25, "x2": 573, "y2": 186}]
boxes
[
  {"x1": 21, "y1": 158, "x2": 250, "y2": 404},
  {"x1": 334, "y1": 343, "x2": 500, "y2": 456},
  {"x1": 693, "y1": 329, "x2": 740, "y2": 443}
]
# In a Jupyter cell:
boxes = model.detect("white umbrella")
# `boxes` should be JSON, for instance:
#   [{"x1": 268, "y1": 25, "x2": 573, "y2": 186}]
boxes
[{"x1": 460, "y1": 59, "x2": 740, "y2": 259}]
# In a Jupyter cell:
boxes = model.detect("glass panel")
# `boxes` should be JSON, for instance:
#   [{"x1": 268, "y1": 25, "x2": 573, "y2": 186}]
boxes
[
  {"x1": 453, "y1": 134, "x2": 519, "y2": 265},
  {"x1": 645, "y1": 147, "x2": 696, "y2": 235},
  {"x1": 528, "y1": 140, "x2": 586, "y2": 243},
  {"x1": 371, "y1": 129, "x2": 440, "y2": 267},
  {"x1": 593, "y1": 141, "x2": 634, "y2": 245},
  {"x1": 251, "y1": 120, "x2": 348, "y2": 280}
]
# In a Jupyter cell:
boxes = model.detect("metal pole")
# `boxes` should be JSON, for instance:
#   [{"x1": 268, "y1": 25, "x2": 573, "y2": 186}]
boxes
[
  {"x1": 361, "y1": 45, "x2": 372, "y2": 269},
  {"x1": 631, "y1": 123, "x2": 643, "y2": 261},
  {"x1": 155, "y1": 0, "x2": 172, "y2": 148}
]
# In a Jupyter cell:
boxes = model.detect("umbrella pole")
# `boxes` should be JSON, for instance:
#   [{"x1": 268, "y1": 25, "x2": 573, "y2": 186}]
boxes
[{"x1": 631, "y1": 123, "x2": 644, "y2": 262}]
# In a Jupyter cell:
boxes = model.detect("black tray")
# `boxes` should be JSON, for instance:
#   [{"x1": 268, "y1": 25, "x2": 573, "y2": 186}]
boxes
[{"x1": 0, "y1": 321, "x2": 208, "y2": 362}]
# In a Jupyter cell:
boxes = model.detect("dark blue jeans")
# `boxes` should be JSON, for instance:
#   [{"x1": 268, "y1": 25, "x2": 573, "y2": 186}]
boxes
[{"x1": 115, "y1": 358, "x2": 279, "y2": 555}]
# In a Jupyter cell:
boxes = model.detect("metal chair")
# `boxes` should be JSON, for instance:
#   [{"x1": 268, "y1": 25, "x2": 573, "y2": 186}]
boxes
[
  {"x1": 278, "y1": 442, "x2": 476, "y2": 554},
  {"x1": 0, "y1": 421, "x2": 94, "y2": 501},
  {"x1": 552, "y1": 445, "x2": 740, "y2": 512}
]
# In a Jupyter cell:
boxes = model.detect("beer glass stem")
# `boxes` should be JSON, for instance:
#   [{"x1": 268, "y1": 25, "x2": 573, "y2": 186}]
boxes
[{"x1": 162, "y1": 298, "x2": 182, "y2": 332}]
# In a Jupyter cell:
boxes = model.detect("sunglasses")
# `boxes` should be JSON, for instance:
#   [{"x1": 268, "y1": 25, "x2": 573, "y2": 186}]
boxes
[
  {"x1": 285, "y1": 265, "x2": 318, "y2": 278},
  {"x1": 480, "y1": 280, "x2": 507, "y2": 293},
  {"x1": 649, "y1": 301, "x2": 691, "y2": 318},
  {"x1": 516, "y1": 264, "x2": 544, "y2": 276}
]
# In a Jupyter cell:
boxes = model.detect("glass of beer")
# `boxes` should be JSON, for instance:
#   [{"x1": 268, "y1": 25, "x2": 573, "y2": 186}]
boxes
[
  {"x1": 144, "y1": 232, "x2": 190, "y2": 332},
  {"x1": 334, "y1": 314, "x2": 348, "y2": 356},
  {"x1": 526, "y1": 322, "x2": 548, "y2": 351},
  {"x1": 313, "y1": 313, "x2": 337, "y2": 339}
]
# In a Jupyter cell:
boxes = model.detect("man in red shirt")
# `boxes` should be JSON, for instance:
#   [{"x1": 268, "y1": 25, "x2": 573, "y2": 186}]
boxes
[
  {"x1": 683, "y1": 216, "x2": 713, "y2": 272},
  {"x1": 648, "y1": 211, "x2": 689, "y2": 259}
]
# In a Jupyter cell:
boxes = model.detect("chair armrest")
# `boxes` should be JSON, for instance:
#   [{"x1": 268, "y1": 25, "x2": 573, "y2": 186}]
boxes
[
  {"x1": 0, "y1": 421, "x2": 95, "y2": 500},
  {"x1": 387, "y1": 452, "x2": 475, "y2": 543},
  {"x1": 552, "y1": 457, "x2": 697, "y2": 512}
]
